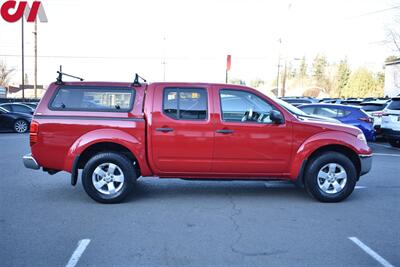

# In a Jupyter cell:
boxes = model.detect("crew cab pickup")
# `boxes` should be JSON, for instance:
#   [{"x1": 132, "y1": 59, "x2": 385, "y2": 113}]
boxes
[{"x1": 23, "y1": 78, "x2": 372, "y2": 203}]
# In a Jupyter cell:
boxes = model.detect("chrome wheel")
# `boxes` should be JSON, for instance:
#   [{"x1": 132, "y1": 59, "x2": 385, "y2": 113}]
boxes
[
  {"x1": 317, "y1": 163, "x2": 347, "y2": 194},
  {"x1": 14, "y1": 120, "x2": 28, "y2": 133},
  {"x1": 92, "y1": 163, "x2": 125, "y2": 195}
]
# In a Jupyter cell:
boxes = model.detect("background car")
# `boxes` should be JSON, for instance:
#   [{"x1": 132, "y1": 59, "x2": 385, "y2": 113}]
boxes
[
  {"x1": 298, "y1": 103, "x2": 375, "y2": 141},
  {"x1": 0, "y1": 103, "x2": 35, "y2": 115},
  {"x1": 280, "y1": 97, "x2": 319, "y2": 107},
  {"x1": 360, "y1": 100, "x2": 389, "y2": 137},
  {"x1": 381, "y1": 97, "x2": 400, "y2": 147},
  {"x1": 0, "y1": 106, "x2": 32, "y2": 133}
]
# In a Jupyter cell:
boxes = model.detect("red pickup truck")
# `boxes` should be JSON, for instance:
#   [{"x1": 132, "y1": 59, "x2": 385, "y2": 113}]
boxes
[{"x1": 23, "y1": 77, "x2": 372, "y2": 203}]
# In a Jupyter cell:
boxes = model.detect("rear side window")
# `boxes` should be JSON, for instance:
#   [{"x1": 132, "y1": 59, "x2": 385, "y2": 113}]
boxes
[
  {"x1": 13, "y1": 105, "x2": 32, "y2": 113},
  {"x1": 360, "y1": 104, "x2": 385, "y2": 112},
  {"x1": 163, "y1": 88, "x2": 207, "y2": 120},
  {"x1": 315, "y1": 107, "x2": 351, "y2": 118},
  {"x1": 50, "y1": 86, "x2": 135, "y2": 112},
  {"x1": 388, "y1": 99, "x2": 400, "y2": 110}
]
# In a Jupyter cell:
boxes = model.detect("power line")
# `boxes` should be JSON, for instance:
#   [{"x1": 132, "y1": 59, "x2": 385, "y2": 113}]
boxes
[{"x1": 349, "y1": 5, "x2": 400, "y2": 18}]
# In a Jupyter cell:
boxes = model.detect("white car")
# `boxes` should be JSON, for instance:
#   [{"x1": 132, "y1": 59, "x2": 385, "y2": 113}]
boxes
[
  {"x1": 360, "y1": 100, "x2": 389, "y2": 137},
  {"x1": 381, "y1": 97, "x2": 400, "y2": 147}
]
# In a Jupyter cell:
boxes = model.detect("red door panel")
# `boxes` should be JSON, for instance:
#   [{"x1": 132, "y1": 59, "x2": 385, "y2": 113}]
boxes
[
  {"x1": 150, "y1": 85, "x2": 215, "y2": 174},
  {"x1": 211, "y1": 87, "x2": 292, "y2": 175}
]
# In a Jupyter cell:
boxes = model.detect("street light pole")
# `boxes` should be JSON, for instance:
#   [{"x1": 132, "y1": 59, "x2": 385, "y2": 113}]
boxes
[
  {"x1": 34, "y1": 20, "x2": 37, "y2": 99},
  {"x1": 21, "y1": 18, "x2": 25, "y2": 101},
  {"x1": 276, "y1": 38, "x2": 282, "y2": 97}
]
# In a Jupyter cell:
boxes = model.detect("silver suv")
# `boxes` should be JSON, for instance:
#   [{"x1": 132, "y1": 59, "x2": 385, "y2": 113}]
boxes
[{"x1": 381, "y1": 97, "x2": 400, "y2": 147}]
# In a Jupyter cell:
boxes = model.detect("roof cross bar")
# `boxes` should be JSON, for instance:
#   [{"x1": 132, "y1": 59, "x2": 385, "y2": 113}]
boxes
[
  {"x1": 56, "y1": 65, "x2": 84, "y2": 85},
  {"x1": 132, "y1": 73, "x2": 147, "y2": 87}
]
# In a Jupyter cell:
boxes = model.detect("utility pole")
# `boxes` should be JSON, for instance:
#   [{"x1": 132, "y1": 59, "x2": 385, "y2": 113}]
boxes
[
  {"x1": 276, "y1": 38, "x2": 282, "y2": 97},
  {"x1": 162, "y1": 36, "x2": 166, "y2": 81},
  {"x1": 34, "y1": 20, "x2": 38, "y2": 99},
  {"x1": 21, "y1": 18, "x2": 25, "y2": 101}
]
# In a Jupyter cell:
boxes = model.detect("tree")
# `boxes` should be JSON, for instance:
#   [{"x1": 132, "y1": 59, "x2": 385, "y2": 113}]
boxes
[
  {"x1": 0, "y1": 61, "x2": 15, "y2": 87},
  {"x1": 341, "y1": 68, "x2": 383, "y2": 98},
  {"x1": 250, "y1": 78, "x2": 265, "y2": 88},
  {"x1": 335, "y1": 58, "x2": 351, "y2": 97},
  {"x1": 312, "y1": 55, "x2": 328, "y2": 84},
  {"x1": 299, "y1": 56, "x2": 307, "y2": 78}
]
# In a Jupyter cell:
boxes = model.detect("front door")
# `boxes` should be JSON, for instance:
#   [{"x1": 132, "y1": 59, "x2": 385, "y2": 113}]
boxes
[
  {"x1": 211, "y1": 87, "x2": 292, "y2": 175},
  {"x1": 150, "y1": 85, "x2": 214, "y2": 174}
]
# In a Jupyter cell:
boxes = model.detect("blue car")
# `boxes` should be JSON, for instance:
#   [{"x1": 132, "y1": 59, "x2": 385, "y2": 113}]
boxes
[{"x1": 298, "y1": 103, "x2": 375, "y2": 141}]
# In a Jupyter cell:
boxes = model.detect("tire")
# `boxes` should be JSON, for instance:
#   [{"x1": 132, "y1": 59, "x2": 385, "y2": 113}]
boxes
[
  {"x1": 82, "y1": 152, "x2": 137, "y2": 204},
  {"x1": 14, "y1": 119, "x2": 29, "y2": 133},
  {"x1": 388, "y1": 139, "x2": 400, "y2": 148},
  {"x1": 304, "y1": 152, "x2": 357, "y2": 202}
]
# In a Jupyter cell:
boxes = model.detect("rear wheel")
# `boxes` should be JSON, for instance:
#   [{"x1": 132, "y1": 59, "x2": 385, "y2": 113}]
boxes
[
  {"x1": 14, "y1": 119, "x2": 29, "y2": 133},
  {"x1": 82, "y1": 152, "x2": 137, "y2": 203},
  {"x1": 388, "y1": 139, "x2": 400, "y2": 148},
  {"x1": 304, "y1": 152, "x2": 357, "y2": 202}
]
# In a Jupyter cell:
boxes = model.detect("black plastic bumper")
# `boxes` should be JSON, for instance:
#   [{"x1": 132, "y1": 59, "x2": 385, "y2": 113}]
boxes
[
  {"x1": 359, "y1": 154, "x2": 372, "y2": 176},
  {"x1": 381, "y1": 128, "x2": 400, "y2": 140}
]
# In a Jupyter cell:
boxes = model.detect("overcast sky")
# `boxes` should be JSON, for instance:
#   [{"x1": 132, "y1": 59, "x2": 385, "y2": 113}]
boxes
[{"x1": 0, "y1": 0, "x2": 398, "y2": 86}]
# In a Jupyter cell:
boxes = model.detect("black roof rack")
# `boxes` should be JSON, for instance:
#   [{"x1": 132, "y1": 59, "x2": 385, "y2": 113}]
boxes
[
  {"x1": 132, "y1": 73, "x2": 147, "y2": 87},
  {"x1": 56, "y1": 65, "x2": 84, "y2": 85}
]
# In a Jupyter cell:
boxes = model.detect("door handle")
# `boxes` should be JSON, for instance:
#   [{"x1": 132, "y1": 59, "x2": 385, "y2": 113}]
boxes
[
  {"x1": 216, "y1": 129, "x2": 234, "y2": 134},
  {"x1": 156, "y1": 127, "x2": 174, "y2": 133}
]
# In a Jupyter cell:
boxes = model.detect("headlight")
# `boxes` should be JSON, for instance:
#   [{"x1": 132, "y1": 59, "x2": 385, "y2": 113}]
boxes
[{"x1": 357, "y1": 133, "x2": 367, "y2": 144}]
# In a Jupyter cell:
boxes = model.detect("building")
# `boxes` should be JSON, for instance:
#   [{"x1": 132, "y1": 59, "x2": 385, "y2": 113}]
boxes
[
  {"x1": 384, "y1": 59, "x2": 400, "y2": 97},
  {"x1": 6, "y1": 85, "x2": 46, "y2": 99}
]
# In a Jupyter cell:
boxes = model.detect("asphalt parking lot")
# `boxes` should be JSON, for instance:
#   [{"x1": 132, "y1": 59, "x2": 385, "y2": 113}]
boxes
[{"x1": 0, "y1": 133, "x2": 399, "y2": 267}]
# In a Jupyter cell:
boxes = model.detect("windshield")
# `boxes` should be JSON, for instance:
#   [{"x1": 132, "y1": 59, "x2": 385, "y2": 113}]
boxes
[
  {"x1": 0, "y1": 106, "x2": 9, "y2": 113},
  {"x1": 273, "y1": 98, "x2": 308, "y2": 116}
]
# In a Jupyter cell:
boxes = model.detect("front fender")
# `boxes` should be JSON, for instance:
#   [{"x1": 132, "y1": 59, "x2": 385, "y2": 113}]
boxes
[
  {"x1": 289, "y1": 131, "x2": 370, "y2": 179},
  {"x1": 63, "y1": 129, "x2": 145, "y2": 173}
]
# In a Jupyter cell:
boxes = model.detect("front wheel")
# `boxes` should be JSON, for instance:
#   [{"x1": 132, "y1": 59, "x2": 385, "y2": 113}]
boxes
[
  {"x1": 304, "y1": 152, "x2": 357, "y2": 202},
  {"x1": 82, "y1": 152, "x2": 137, "y2": 204},
  {"x1": 388, "y1": 139, "x2": 400, "y2": 148}
]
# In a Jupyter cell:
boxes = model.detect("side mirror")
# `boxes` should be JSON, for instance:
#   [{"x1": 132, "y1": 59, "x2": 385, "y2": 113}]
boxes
[{"x1": 270, "y1": 110, "x2": 284, "y2": 124}]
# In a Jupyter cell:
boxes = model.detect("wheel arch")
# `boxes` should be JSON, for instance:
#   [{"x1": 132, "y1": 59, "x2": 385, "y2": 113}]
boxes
[{"x1": 296, "y1": 144, "x2": 361, "y2": 187}]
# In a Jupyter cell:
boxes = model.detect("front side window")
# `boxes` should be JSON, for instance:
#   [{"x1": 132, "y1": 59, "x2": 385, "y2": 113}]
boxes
[
  {"x1": 163, "y1": 88, "x2": 207, "y2": 120},
  {"x1": 220, "y1": 89, "x2": 275, "y2": 123},
  {"x1": 50, "y1": 86, "x2": 135, "y2": 112}
]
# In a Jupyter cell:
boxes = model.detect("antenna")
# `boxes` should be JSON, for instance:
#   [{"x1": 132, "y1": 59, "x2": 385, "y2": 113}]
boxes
[
  {"x1": 132, "y1": 73, "x2": 147, "y2": 87},
  {"x1": 56, "y1": 65, "x2": 84, "y2": 85}
]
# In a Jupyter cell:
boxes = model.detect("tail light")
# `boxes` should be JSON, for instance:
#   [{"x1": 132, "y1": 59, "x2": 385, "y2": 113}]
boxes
[
  {"x1": 29, "y1": 121, "x2": 39, "y2": 146},
  {"x1": 359, "y1": 117, "x2": 373, "y2": 123}
]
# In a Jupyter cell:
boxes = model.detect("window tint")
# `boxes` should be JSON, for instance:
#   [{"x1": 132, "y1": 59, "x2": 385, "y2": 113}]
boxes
[
  {"x1": 360, "y1": 104, "x2": 386, "y2": 112},
  {"x1": 1, "y1": 104, "x2": 12, "y2": 112},
  {"x1": 388, "y1": 99, "x2": 400, "y2": 110},
  {"x1": 13, "y1": 105, "x2": 32, "y2": 113},
  {"x1": 299, "y1": 106, "x2": 315, "y2": 114},
  {"x1": 315, "y1": 107, "x2": 351, "y2": 118},
  {"x1": 163, "y1": 88, "x2": 207, "y2": 120},
  {"x1": 50, "y1": 86, "x2": 134, "y2": 111},
  {"x1": 220, "y1": 89, "x2": 275, "y2": 123}
]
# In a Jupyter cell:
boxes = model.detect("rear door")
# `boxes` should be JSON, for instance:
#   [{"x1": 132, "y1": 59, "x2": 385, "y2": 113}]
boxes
[
  {"x1": 211, "y1": 87, "x2": 292, "y2": 175},
  {"x1": 150, "y1": 85, "x2": 214, "y2": 174}
]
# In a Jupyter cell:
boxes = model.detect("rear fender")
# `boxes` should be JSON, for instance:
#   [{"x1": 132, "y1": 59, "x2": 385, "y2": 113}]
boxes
[{"x1": 63, "y1": 129, "x2": 149, "y2": 174}]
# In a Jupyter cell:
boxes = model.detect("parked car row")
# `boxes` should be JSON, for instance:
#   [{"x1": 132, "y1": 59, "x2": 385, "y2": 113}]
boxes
[
  {"x1": 0, "y1": 102, "x2": 36, "y2": 133},
  {"x1": 280, "y1": 96, "x2": 400, "y2": 147}
]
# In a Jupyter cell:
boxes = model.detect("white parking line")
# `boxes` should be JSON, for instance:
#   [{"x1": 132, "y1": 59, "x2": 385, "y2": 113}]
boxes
[
  {"x1": 66, "y1": 239, "x2": 91, "y2": 267},
  {"x1": 355, "y1": 186, "x2": 367, "y2": 189},
  {"x1": 374, "y1": 153, "x2": 400, "y2": 157},
  {"x1": 348, "y1": 237, "x2": 394, "y2": 267}
]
